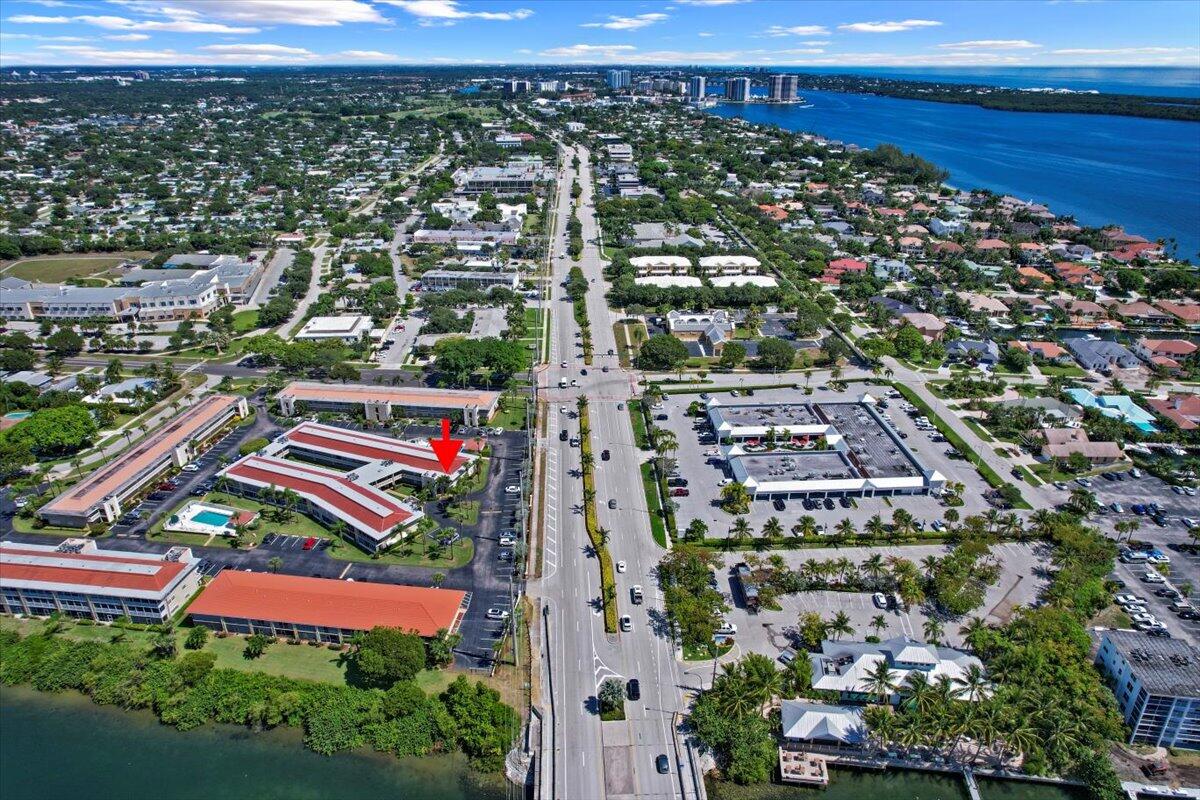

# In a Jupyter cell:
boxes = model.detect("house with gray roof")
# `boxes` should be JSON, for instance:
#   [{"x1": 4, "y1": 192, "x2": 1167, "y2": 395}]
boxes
[{"x1": 1066, "y1": 337, "x2": 1141, "y2": 372}]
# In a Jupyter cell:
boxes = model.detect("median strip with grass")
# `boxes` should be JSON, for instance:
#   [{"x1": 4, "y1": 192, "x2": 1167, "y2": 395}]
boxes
[
  {"x1": 890, "y1": 383, "x2": 1031, "y2": 510},
  {"x1": 640, "y1": 461, "x2": 668, "y2": 548},
  {"x1": 578, "y1": 401, "x2": 618, "y2": 633}
]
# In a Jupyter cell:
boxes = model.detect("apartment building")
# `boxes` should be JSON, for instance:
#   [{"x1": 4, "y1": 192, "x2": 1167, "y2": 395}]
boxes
[
  {"x1": 1096, "y1": 631, "x2": 1200, "y2": 750},
  {"x1": 0, "y1": 539, "x2": 201, "y2": 624},
  {"x1": 277, "y1": 381, "x2": 499, "y2": 426}
]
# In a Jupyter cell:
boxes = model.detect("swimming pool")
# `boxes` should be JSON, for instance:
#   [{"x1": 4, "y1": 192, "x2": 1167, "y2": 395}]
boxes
[{"x1": 192, "y1": 510, "x2": 232, "y2": 528}]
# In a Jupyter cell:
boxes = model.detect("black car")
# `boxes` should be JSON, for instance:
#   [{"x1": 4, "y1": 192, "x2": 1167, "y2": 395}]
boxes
[
  {"x1": 839, "y1": 497, "x2": 853, "y2": 508},
  {"x1": 667, "y1": 477, "x2": 688, "y2": 488},
  {"x1": 560, "y1": 429, "x2": 569, "y2": 442},
  {"x1": 822, "y1": 498, "x2": 836, "y2": 510},
  {"x1": 1146, "y1": 628, "x2": 1172, "y2": 638},
  {"x1": 1178, "y1": 609, "x2": 1200, "y2": 620},
  {"x1": 601, "y1": 449, "x2": 610, "y2": 461},
  {"x1": 773, "y1": 498, "x2": 786, "y2": 511},
  {"x1": 656, "y1": 754, "x2": 670, "y2": 774},
  {"x1": 627, "y1": 678, "x2": 640, "y2": 701}
]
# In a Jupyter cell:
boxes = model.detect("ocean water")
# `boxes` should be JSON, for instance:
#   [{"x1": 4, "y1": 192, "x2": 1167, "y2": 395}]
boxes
[
  {"x1": 708, "y1": 89, "x2": 1200, "y2": 260},
  {"x1": 768, "y1": 66, "x2": 1200, "y2": 97}
]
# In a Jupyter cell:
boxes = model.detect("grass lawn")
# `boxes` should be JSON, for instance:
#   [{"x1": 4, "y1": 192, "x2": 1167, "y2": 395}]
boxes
[
  {"x1": 963, "y1": 418, "x2": 995, "y2": 442},
  {"x1": 640, "y1": 462, "x2": 668, "y2": 548},
  {"x1": 1031, "y1": 462, "x2": 1076, "y2": 483},
  {"x1": 1039, "y1": 364, "x2": 1086, "y2": 378},
  {"x1": 1090, "y1": 605, "x2": 1133, "y2": 630},
  {"x1": 459, "y1": 456, "x2": 491, "y2": 495},
  {"x1": 447, "y1": 500, "x2": 480, "y2": 526},
  {"x1": 10, "y1": 516, "x2": 110, "y2": 539},
  {"x1": 327, "y1": 532, "x2": 475, "y2": 569},
  {"x1": 682, "y1": 640, "x2": 734, "y2": 662},
  {"x1": 5, "y1": 252, "x2": 149, "y2": 282},
  {"x1": 600, "y1": 706, "x2": 626, "y2": 722},
  {"x1": 628, "y1": 400, "x2": 650, "y2": 449},
  {"x1": 491, "y1": 399, "x2": 529, "y2": 431},
  {"x1": 231, "y1": 309, "x2": 260, "y2": 333}
]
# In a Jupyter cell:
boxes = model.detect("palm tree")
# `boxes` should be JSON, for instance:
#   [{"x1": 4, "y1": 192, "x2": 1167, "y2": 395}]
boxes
[
  {"x1": 901, "y1": 672, "x2": 936, "y2": 715},
  {"x1": 267, "y1": 556, "x2": 283, "y2": 573},
  {"x1": 870, "y1": 614, "x2": 888, "y2": 638},
  {"x1": 958, "y1": 617, "x2": 988, "y2": 654},
  {"x1": 828, "y1": 610, "x2": 854, "y2": 640},
  {"x1": 596, "y1": 526, "x2": 611, "y2": 547},
  {"x1": 865, "y1": 514, "x2": 887, "y2": 539},
  {"x1": 740, "y1": 652, "x2": 783, "y2": 712},
  {"x1": 730, "y1": 516, "x2": 752, "y2": 545},
  {"x1": 795, "y1": 515, "x2": 817, "y2": 539},
  {"x1": 954, "y1": 662, "x2": 989, "y2": 702},
  {"x1": 835, "y1": 518, "x2": 856, "y2": 538},
  {"x1": 860, "y1": 658, "x2": 899, "y2": 704},
  {"x1": 863, "y1": 704, "x2": 896, "y2": 751},
  {"x1": 713, "y1": 679, "x2": 758, "y2": 719},
  {"x1": 861, "y1": 553, "x2": 887, "y2": 588},
  {"x1": 761, "y1": 516, "x2": 783, "y2": 542},
  {"x1": 892, "y1": 508, "x2": 915, "y2": 537},
  {"x1": 923, "y1": 617, "x2": 944, "y2": 645}
]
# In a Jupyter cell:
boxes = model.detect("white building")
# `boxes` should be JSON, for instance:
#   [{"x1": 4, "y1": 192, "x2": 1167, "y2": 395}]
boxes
[
  {"x1": 699, "y1": 254, "x2": 762, "y2": 275},
  {"x1": 1095, "y1": 630, "x2": 1200, "y2": 750},
  {"x1": 630, "y1": 255, "x2": 692, "y2": 276},
  {"x1": 296, "y1": 315, "x2": 375, "y2": 343},
  {"x1": 812, "y1": 637, "x2": 984, "y2": 704}
]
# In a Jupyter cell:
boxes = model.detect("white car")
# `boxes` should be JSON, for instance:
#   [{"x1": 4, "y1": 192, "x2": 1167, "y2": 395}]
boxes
[
  {"x1": 1114, "y1": 594, "x2": 1142, "y2": 605},
  {"x1": 1147, "y1": 554, "x2": 1171, "y2": 565},
  {"x1": 181, "y1": 464, "x2": 200, "y2": 472},
  {"x1": 718, "y1": 478, "x2": 734, "y2": 486},
  {"x1": 498, "y1": 535, "x2": 515, "y2": 546},
  {"x1": 620, "y1": 615, "x2": 633, "y2": 632},
  {"x1": 505, "y1": 485, "x2": 521, "y2": 494},
  {"x1": 485, "y1": 608, "x2": 509, "y2": 621},
  {"x1": 560, "y1": 405, "x2": 568, "y2": 414},
  {"x1": 616, "y1": 560, "x2": 627, "y2": 573},
  {"x1": 872, "y1": 592, "x2": 888, "y2": 609},
  {"x1": 1123, "y1": 604, "x2": 1148, "y2": 615},
  {"x1": 1130, "y1": 612, "x2": 1158, "y2": 624},
  {"x1": 1142, "y1": 572, "x2": 1166, "y2": 584},
  {"x1": 716, "y1": 622, "x2": 737, "y2": 636},
  {"x1": 561, "y1": 361, "x2": 568, "y2": 368}
]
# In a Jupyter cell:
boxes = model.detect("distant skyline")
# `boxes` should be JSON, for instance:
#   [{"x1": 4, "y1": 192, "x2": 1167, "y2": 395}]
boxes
[{"x1": 1, "y1": 0, "x2": 1198, "y2": 68}]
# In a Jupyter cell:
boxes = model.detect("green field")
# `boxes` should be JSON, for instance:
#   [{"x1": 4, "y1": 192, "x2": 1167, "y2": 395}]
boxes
[
  {"x1": 5, "y1": 254, "x2": 147, "y2": 282},
  {"x1": 231, "y1": 309, "x2": 260, "y2": 332},
  {"x1": 491, "y1": 398, "x2": 529, "y2": 431}
]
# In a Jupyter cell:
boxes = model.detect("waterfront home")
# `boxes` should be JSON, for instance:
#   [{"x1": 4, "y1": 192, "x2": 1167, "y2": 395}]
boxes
[
  {"x1": 811, "y1": 637, "x2": 984, "y2": 705},
  {"x1": 1156, "y1": 300, "x2": 1200, "y2": 328},
  {"x1": 1065, "y1": 337, "x2": 1141, "y2": 372},
  {"x1": 1064, "y1": 388, "x2": 1158, "y2": 433},
  {"x1": 959, "y1": 292, "x2": 1009, "y2": 318},
  {"x1": 1146, "y1": 394, "x2": 1200, "y2": 430},
  {"x1": 946, "y1": 339, "x2": 1000, "y2": 366},
  {"x1": 1105, "y1": 300, "x2": 1174, "y2": 325},
  {"x1": 1053, "y1": 297, "x2": 1108, "y2": 325},
  {"x1": 1133, "y1": 338, "x2": 1197, "y2": 373},
  {"x1": 780, "y1": 701, "x2": 866, "y2": 746},
  {"x1": 1008, "y1": 340, "x2": 1073, "y2": 365}
]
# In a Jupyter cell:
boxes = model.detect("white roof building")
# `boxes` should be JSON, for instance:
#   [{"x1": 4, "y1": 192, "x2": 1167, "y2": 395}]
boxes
[
  {"x1": 633, "y1": 275, "x2": 702, "y2": 289},
  {"x1": 812, "y1": 637, "x2": 984, "y2": 703},
  {"x1": 780, "y1": 701, "x2": 867, "y2": 744},
  {"x1": 699, "y1": 254, "x2": 761, "y2": 275},
  {"x1": 630, "y1": 255, "x2": 692, "y2": 276},
  {"x1": 710, "y1": 275, "x2": 778, "y2": 288},
  {"x1": 295, "y1": 315, "x2": 374, "y2": 343}
]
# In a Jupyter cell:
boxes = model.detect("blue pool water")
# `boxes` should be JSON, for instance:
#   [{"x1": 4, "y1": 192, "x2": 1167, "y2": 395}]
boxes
[
  {"x1": 193, "y1": 510, "x2": 232, "y2": 527},
  {"x1": 4, "y1": 411, "x2": 32, "y2": 420}
]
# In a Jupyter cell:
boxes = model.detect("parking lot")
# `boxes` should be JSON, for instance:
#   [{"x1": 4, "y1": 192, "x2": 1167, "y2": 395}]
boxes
[
  {"x1": 653, "y1": 385, "x2": 995, "y2": 537},
  {"x1": 707, "y1": 541, "x2": 1050, "y2": 663},
  {"x1": 1110, "y1": 558, "x2": 1200, "y2": 645}
]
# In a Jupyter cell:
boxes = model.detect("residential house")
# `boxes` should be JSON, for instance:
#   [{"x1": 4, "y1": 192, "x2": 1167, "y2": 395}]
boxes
[
  {"x1": 1146, "y1": 394, "x2": 1200, "y2": 430},
  {"x1": 1039, "y1": 428, "x2": 1124, "y2": 465},
  {"x1": 1065, "y1": 337, "x2": 1141, "y2": 372},
  {"x1": 1156, "y1": 300, "x2": 1200, "y2": 328},
  {"x1": 1053, "y1": 297, "x2": 1109, "y2": 325},
  {"x1": 958, "y1": 292, "x2": 1009, "y2": 318},
  {"x1": 1133, "y1": 338, "x2": 1197, "y2": 373},
  {"x1": 1008, "y1": 340, "x2": 1073, "y2": 365},
  {"x1": 1016, "y1": 265, "x2": 1053, "y2": 286},
  {"x1": 1107, "y1": 300, "x2": 1174, "y2": 325},
  {"x1": 1064, "y1": 388, "x2": 1158, "y2": 432},
  {"x1": 900, "y1": 312, "x2": 946, "y2": 341},
  {"x1": 946, "y1": 339, "x2": 1000, "y2": 365},
  {"x1": 630, "y1": 255, "x2": 691, "y2": 277}
]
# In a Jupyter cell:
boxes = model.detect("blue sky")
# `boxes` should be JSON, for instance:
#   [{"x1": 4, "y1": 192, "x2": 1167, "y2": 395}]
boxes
[{"x1": 1, "y1": 0, "x2": 1198, "y2": 68}]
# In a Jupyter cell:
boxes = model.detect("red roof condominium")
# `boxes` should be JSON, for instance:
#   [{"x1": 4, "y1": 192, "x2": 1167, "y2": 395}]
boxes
[
  {"x1": 219, "y1": 454, "x2": 422, "y2": 553},
  {"x1": 0, "y1": 539, "x2": 202, "y2": 624},
  {"x1": 188, "y1": 570, "x2": 469, "y2": 641},
  {"x1": 39, "y1": 393, "x2": 248, "y2": 527},
  {"x1": 269, "y1": 421, "x2": 474, "y2": 487},
  {"x1": 277, "y1": 381, "x2": 499, "y2": 426}
]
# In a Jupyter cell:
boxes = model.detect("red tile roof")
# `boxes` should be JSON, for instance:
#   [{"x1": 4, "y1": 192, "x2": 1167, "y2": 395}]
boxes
[
  {"x1": 224, "y1": 455, "x2": 414, "y2": 534},
  {"x1": 188, "y1": 571, "x2": 467, "y2": 636},
  {"x1": 0, "y1": 544, "x2": 188, "y2": 593},
  {"x1": 286, "y1": 423, "x2": 469, "y2": 474}
]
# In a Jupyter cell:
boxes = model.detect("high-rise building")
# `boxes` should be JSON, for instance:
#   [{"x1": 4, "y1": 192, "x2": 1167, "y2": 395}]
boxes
[
  {"x1": 502, "y1": 79, "x2": 531, "y2": 96},
  {"x1": 688, "y1": 76, "x2": 706, "y2": 99},
  {"x1": 724, "y1": 77, "x2": 751, "y2": 102},
  {"x1": 768, "y1": 73, "x2": 799, "y2": 102},
  {"x1": 606, "y1": 69, "x2": 632, "y2": 90},
  {"x1": 1096, "y1": 631, "x2": 1200, "y2": 750}
]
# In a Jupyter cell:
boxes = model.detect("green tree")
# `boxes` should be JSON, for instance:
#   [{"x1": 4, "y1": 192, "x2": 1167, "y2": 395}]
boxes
[
  {"x1": 753, "y1": 337, "x2": 795, "y2": 372},
  {"x1": 636, "y1": 334, "x2": 689, "y2": 371},
  {"x1": 243, "y1": 633, "x2": 270, "y2": 659},
  {"x1": 718, "y1": 342, "x2": 746, "y2": 370},
  {"x1": 184, "y1": 626, "x2": 209, "y2": 650},
  {"x1": 354, "y1": 626, "x2": 426, "y2": 687}
]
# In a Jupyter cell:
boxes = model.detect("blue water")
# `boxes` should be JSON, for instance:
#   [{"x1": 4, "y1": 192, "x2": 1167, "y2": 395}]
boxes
[
  {"x1": 193, "y1": 510, "x2": 232, "y2": 527},
  {"x1": 766, "y1": 67, "x2": 1200, "y2": 97},
  {"x1": 708, "y1": 89, "x2": 1200, "y2": 260}
]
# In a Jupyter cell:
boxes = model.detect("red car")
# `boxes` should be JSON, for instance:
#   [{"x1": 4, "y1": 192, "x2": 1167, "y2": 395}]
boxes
[
  {"x1": 670, "y1": 488, "x2": 690, "y2": 497},
  {"x1": 302, "y1": 537, "x2": 318, "y2": 551}
]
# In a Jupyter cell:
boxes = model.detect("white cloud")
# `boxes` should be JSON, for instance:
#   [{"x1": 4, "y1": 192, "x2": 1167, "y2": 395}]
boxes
[
  {"x1": 333, "y1": 49, "x2": 401, "y2": 61},
  {"x1": 0, "y1": 32, "x2": 90, "y2": 41},
  {"x1": 582, "y1": 13, "x2": 668, "y2": 31},
  {"x1": 379, "y1": 1, "x2": 532, "y2": 26},
  {"x1": 697, "y1": 31, "x2": 714, "y2": 37},
  {"x1": 8, "y1": 13, "x2": 260, "y2": 33},
  {"x1": 1049, "y1": 46, "x2": 1194, "y2": 55},
  {"x1": 106, "y1": 33, "x2": 151, "y2": 41},
  {"x1": 764, "y1": 25, "x2": 830, "y2": 37},
  {"x1": 838, "y1": 19, "x2": 942, "y2": 33},
  {"x1": 937, "y1": 39, "x2": 1039, "y2": 50},
  {"x1": 539, "y1": 43, "x2": 638, "y2": 58},
  {"x1": 199, "y1": 42, "x2": 314, "y2": 56},
  {"x1": 111, "y1": 0, "x2": 388, "y2": 27}
]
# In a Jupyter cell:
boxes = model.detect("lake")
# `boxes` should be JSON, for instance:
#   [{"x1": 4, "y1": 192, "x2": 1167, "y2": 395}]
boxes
[
  {"x1": 707, "y1": 89, "x2": 1200, "y2": 261},
  {"x1": 1, "y1": 688, "x2": 1087, "y2": 800},
  {"x1": 0, "y1": 687, "x2": 506, "y2": 800}
]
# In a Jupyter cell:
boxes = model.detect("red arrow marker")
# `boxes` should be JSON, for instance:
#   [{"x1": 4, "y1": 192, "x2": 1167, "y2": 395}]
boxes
[{"x1": 429, "y1": 417, "x2": 463, "y2": 473}]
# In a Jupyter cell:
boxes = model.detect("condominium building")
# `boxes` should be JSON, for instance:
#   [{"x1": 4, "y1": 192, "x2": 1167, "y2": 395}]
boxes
[
  {"x1": 606, "y1": 69, "x2": 632, "y2": 90},
  {"x1": 219, "y1": 454, "x2": 423, "y2": 553},
  {"x1": 724, "y1": 77, "x2": 751, "y2": 102},
  {"x1": 39, "y1": 394, "x2": 248, "y2": 527},
  {"x1": 769, "y1": 73, "x2": 800, "y2": 102},
  {"x1": 453, "y1": 164, "x2": 541, "y2": 195},
  {"x1": 189, "y1": 571, "x2": 469, "y2": 643},
  {"x1": 688, "y1": 76, "x2": 706, "y2": 99},
  {"x1": 277, "y1": 381, "x2": 500, "y2": 426},
  {"x1": 0, "y1": 539, "x2": 202, "y2": 624},
  {"x1": 1096, "y1": 631, "x2": 1200, "y2": 750}
]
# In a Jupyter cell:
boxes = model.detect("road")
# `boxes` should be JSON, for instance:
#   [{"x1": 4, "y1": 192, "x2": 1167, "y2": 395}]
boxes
[
  {"x1": 534, "y1": 139, "x2": 701, "y2": 800},
  {"x1": 277, "y1": 238, "x2": 329, "y2": 338},
  {"x1": 248, "y1": 247, "x2": 294, "y2": 308}
]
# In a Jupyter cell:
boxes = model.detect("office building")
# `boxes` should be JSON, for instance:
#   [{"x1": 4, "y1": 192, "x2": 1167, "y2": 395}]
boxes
[
  {"x1": 724, "y1": 77, "x2": 751, "y2": 102},
  {"x1": 277, "y1": 381, "x2": 500, "y2": 426},
  {"x1": 295, "y1": 315, "x2": 374, "y2": 343},
  {"x1": 189, "y1": 571, "x2": 469, "y2": 643},
  {"x1": 501, "y1": 79, "x2": 531, "y2": 96},
  {"x1": 0, "y1": 539, "x2": 202, "y2": 624},
  {"x1": 769, "y1": 73, "x2": 800, "y2": 102},
  {"x1": 688, "y1": 76, "x2": 706, "y2": 100},
  {"x1": 39, "y1": 394, "x2": 248, "y2": 527},
  {"x1": 606, "y1": 69, "x2": 632, "y2": 90},
  {"x1": 1096, "y1": 631, "x2": 1200, "y2": 750},
  {"x1": 420, "y1": 269, "x2": 520, "y2": 293}
]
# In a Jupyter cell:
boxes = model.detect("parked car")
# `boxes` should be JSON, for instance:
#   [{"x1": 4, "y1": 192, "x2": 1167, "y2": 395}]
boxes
[
  {"x1": 486, "y1": 608, "x2": 509, "y2": 621},
  {"x1": 1142, "y1": 572, "x2": 1166, "y2": 584},
  {"x1": 498, "y1": 535, "x2": 515, "y2": 547},
  {"x1": 670, "y1": 488, "x2": 690, "y2": 497},
  {"x1": 302, "y1": 537, "x2": 318, "y2": 551},
  {"x1": 608, "y1": 499, "x2": 617, "y2": 509},
  {"x1": 773, "y1": 498, "x2": 786, "y2": 511},
  {"x1": 620, "y1": 615, "x2": 632, "y2": 632},
  {"x1": 505, "y1": 485, "x2": 521, "y2": 494},
  {"x1": 715, "y1": 622, "x2": 737, "y2": 636},
  {"x1": 873, "y1": 592, "x2": 888, "y2": 609}
]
